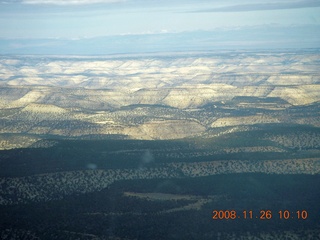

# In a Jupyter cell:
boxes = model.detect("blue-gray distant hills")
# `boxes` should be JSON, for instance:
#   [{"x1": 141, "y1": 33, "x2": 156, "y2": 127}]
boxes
[{"x1": 1, "y1": 25, "x2": 319, "y2": 55}]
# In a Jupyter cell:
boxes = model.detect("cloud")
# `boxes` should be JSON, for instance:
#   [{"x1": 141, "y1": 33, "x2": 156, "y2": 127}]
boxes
[
  {"x1": 190, "y1": 0, "x2": 320, "y2": 13},
  {"x1": 0, "y1": 0, "x2": 21, "y2": 3},
  {"x1": 21, "y1": 0, "x2": 125, "y2": 5}
]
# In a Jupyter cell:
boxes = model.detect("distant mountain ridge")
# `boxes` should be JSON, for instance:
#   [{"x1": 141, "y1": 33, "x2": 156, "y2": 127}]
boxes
[{"x1": 1, "y1": 25, "x2": 319, "y2": 55}]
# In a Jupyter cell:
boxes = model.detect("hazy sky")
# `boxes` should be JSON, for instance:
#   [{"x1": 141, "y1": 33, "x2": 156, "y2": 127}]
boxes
[
  {"x1": 0, "y1": 0, "x2": 319, "y2": 38},
  {"x1": 0, "y1": 0, "x2": 319, "y2": 53}
]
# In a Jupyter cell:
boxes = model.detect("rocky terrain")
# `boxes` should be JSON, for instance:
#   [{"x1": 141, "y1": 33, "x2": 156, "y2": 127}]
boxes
[
  {"x1": 0, "y1": 51, "x2": 319, "y2": 147},
  {"x1": 0, "y1": 51, "x2": 319, "y2": 239}
]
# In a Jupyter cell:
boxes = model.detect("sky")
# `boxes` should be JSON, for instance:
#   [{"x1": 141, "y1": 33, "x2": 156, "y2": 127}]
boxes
[{"x1": 0, "y1": 0, "x2": 319, "y2": 54}]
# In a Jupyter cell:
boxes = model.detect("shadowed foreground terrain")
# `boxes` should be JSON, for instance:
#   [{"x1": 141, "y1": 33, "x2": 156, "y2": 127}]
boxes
[{"x1": 0, "y1": 51, "x2": 319, "y2": 239}]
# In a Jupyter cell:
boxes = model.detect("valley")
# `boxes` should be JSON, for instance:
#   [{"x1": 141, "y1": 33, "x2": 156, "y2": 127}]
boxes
[{"x1": 0, "y1": 50, "x2": 319, "y2": 239}]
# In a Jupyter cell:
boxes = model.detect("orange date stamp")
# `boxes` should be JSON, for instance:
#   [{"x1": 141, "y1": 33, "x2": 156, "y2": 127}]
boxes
[{"x1": 212, "y1": 210, "x2": 308, "y2": 220}]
